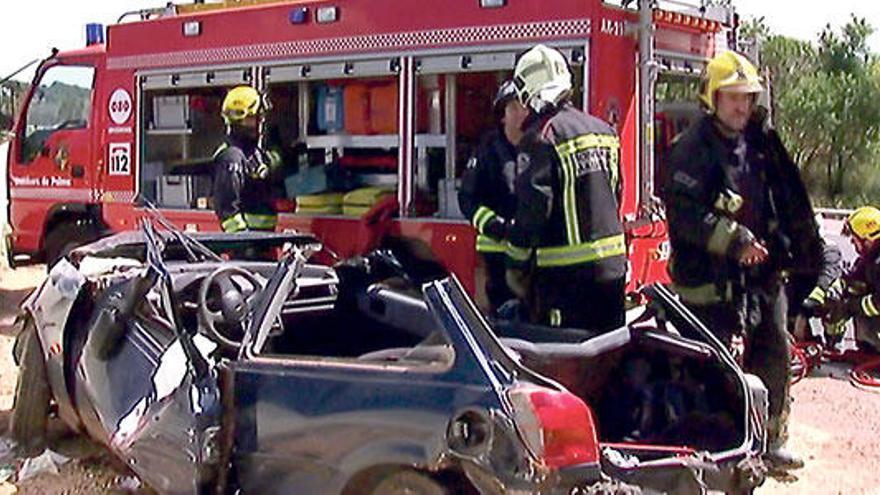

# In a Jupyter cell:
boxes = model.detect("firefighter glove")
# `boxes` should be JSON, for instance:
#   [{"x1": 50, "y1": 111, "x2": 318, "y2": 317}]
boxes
[{"x1": 800, "y1": 286, "x2": 827, "y2": 318}]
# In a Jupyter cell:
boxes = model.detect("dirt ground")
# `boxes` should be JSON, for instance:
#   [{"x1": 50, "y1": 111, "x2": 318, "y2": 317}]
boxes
[{"x1": 0, "y1": 264, "x2": 879, "y2": 494}]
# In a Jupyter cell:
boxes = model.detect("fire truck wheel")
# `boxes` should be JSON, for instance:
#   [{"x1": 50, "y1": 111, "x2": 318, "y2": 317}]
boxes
[
  {"x1": 10, "y1": 318, "x2": 50, "y2": 457},
  {"x1": 44, "y1": 222, "x2": 99, "y2": 268}
]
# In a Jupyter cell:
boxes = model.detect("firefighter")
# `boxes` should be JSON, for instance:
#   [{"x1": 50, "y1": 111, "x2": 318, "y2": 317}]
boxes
[
  {"x1": 458, "y1": 80, "x2": 529, "y2": 312},
  {"x1": 213, "y1": 85, "x2": 279, "y2": 233},
  {"x1": 820, "y1": 206, "x2": 880, "y2": 350},
  {"x1": 791, "y1": 231, "x2": 843, "y2": 342},
  {"x1": 505, "y1": 45, "x2": 626, "y2": 332},
  {"x1": 662, "y1": 50, "x2": 825, "y2": 470}
]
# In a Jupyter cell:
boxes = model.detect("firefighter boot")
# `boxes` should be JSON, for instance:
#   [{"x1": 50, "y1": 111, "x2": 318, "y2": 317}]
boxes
[{"x1": 764, "y1": 444, "x2": 804, "y2": 471}]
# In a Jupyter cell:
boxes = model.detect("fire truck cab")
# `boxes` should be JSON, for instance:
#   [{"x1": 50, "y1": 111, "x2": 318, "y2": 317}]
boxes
[{"x1": 5, "y1": 0, "x2": 735, "y2": 297}]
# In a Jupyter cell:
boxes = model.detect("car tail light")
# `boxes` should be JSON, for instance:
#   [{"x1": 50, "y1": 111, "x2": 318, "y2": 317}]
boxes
[{"x1": 509, "y1": 385, "x2": 600, "y2": 469}]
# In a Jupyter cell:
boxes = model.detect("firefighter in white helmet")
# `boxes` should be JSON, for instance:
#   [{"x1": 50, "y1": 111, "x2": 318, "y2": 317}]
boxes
[
  {"x1": 213, "y1": 85, "x2": 280, "y2": 233},
  {"x1": 662, "y1": 50, "x2": 827, "y2": 471},
  {"x1": 505, "y1": 45, "x2": 626, "y2": 332}
]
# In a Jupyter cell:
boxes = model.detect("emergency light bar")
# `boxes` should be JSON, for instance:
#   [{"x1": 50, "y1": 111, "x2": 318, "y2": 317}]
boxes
[
  {"x1": 289, "y1": 7, "x2": 308, "y2": 24},
  {"x1": 480, "y1": 0, "x2": 506, "y2": 7},
  {"x1": 316, "y1": 6, "x2": 337, "y2": 24},
  {"x1": 653, "y1": 9, "x2": 721, "y2": 32},
  {"x1": 85, "y1": 23, "x2": 104, "y2": 46}
]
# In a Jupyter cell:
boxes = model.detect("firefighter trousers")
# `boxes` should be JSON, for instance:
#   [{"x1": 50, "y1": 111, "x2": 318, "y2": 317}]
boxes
[
  {"x1": 527, "y1": 267, "x2": 625, "y2": 333},
  {"x1": 483, "y1": 253, "x2": 516, "y2": 313},
  {"x1": 854, "y1": 315, "x2": 880, "y2": 352},
  {"x1": 688, "y1": 279, "x2": 791, "y2": 446}
]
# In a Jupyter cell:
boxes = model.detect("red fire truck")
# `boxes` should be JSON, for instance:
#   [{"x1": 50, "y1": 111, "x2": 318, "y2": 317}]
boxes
[{"x1": 5, "y1": 0, "x2": 735, "y2": 297}]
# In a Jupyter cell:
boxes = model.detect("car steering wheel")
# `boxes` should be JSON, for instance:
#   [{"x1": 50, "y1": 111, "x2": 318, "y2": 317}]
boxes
[{"x1": 198, "y1": 266, "x2": 264, "y2": 351}]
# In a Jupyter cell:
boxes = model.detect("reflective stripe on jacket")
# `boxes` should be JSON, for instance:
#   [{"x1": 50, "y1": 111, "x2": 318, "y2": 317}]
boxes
[{"x1": 506, "y1": 103, "x2": 625, "y2": 280}]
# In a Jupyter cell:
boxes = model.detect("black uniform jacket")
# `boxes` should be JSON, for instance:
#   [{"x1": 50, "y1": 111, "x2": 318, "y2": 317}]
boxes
[
  {"x1": 458, "y1": 130, "x2": 518, "y2": 251},
  {"x1": 663, "y1": 113, "x2": 823, "y2": 299},
  {"x1": 507, "y1": 103, "x2": 625, "y2": 282}
]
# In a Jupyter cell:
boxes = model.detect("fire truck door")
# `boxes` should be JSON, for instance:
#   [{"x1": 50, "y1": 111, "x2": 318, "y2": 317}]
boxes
[{"x1": 13, "y1": 64, "x2": 96, "y2": 204}]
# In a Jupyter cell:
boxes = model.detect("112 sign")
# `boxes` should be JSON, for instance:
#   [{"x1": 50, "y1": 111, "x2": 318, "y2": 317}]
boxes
[{"x1": 108, "y1": 143, "x2": 131, "y2": 176}]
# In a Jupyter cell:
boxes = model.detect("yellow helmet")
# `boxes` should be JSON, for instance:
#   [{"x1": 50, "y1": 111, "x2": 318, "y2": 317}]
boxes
[
  {"x1": 222, "y1": 85, "x2": 261, "y2": 124},
  {"x1": 513, "y1": 44, "x2": 572, "y2": 111},
  {"x1": 844, "y1": 206, "x2": 880, "y2": 241},
  {"x1": 699, "y1": 51, "x2": 764, "y2": 112}
]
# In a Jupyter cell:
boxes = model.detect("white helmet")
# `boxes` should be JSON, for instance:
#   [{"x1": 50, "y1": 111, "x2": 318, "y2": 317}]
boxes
[{"x1": 513, "y1": 44, "x2": 573, "y2": 112}]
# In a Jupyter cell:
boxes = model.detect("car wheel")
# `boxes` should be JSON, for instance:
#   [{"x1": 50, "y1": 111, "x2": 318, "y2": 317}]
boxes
[
  {"x1": 370, "y1": 469, "x2": 449, "y2": 495},
  {"x1": 9, "y1": 320, "x2": 51, "y2": 456}
]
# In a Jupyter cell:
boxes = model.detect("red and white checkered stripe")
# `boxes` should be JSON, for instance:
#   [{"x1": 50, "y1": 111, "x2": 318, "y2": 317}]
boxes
[
  {"x1": 100, "y1": 190, "x2": 138, "y2": 203},
  {"x1": 9, "y1": 187, "x2": 94, "y2": 202},
  {"x1": 108, "y1": 18, "x2": 591, "y2": 70}
]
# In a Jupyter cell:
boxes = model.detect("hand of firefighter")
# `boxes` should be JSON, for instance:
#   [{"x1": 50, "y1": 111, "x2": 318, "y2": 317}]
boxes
[
  {"x1": 736, "y1": 239, "x2": 769, "y2": 267},
  {"x1": 822, "y1": 297, "x2": 851, "y2": 339},
  {"x1": 800, "y1": 287, "x2": 828, "y2": 319}
]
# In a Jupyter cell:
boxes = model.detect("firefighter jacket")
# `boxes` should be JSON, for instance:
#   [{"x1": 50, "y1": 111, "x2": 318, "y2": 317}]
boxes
[
  {"x1": 663, "y1": 113, "x2": 824, "y2": 304},
  {"x1": 212, "y1": 133, "x2": 278, "y2": 233},
  {"x1": 506, "y1": 103, "x2": 625, "y2": 282},
  {"x1": 840, "y1": 244, "x2": 880, "y2": 320},
  {"x1": 458, "y1": 130, "x2": 518, "y2": 254}
]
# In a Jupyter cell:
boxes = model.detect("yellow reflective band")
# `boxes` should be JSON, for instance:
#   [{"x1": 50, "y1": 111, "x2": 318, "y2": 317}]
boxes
[
  {"x1": 549, "y1": 309, "x2": 562, "y2": 327},
  {"x1": 555, "y1": 134, "x2": 620, "y2": 158},
  {"x1": 476, "y1": 235, "x2": 506, "y2": 253},
  {"x1": 862, "y1": 295, "x2": 880, "y2": 317},
  {"x1": 808, "y1": 286, "x2": 826, "y2": 305},
  {"x1": 213, "y1": 142, "x2": 230, "y2": 160},
  {"x1": 221, "y1": 213, "x2": 247, "y2": 233},
  {"x1": 671, "y1": 283, "x2": 723, "y2": 305},
  {"x1": 472, "y1": 206, "x2": 497, "y2": 235},
  {"x1": 826, "y1": 319, "x2": 847, "y2": 336},
  {"x1": 267, "y1": 149, "x2": 283, "y2": 170},
  {"x1": 559, "y1": 149, "x2": 581, "y2": 245},
  {"x1": 707, "y1": 217, "x2": 739, "y2": 256},
  {"x1": 554, "y1": 134, "x2": 621, "y2": 245},
  {"x1": 244, "y1": 213, "x2": 277, "y2": 230},
  {"x1": 506, "y1": 243, "x2": 532, "y2": 262},
  {"x1": 535, "y1": 234, "x2": 626, "y2": 267}
]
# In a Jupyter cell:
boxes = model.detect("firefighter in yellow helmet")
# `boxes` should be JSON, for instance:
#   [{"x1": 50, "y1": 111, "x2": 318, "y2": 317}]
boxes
[
  {"x1": 212, "y1": 85, "x2": 279, "y2": 233},
  {"x1": 819, "y1": 207, "x2": 880, "y2": 350},
  {"x1": 662, "y1": 50, "x2": 829, "y2": 471},
  {"x1": 504, "y1": 45, "x2": 626, "y2": 332}
]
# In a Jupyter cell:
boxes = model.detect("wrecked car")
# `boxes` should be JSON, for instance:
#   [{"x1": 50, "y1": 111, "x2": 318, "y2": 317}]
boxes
[{"x1": 11, "y1": 223, "x2": 767, "y2": 494}]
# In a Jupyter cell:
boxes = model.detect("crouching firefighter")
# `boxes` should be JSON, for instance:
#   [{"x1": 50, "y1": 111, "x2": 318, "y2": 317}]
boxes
[
  {"x1": 213, "y1": 85, "x2": 280, "y2": 233},
  {"x1": 458, "y1": 80, "x2": 529, "y2": 313},
  {"x1": 819, "y1": 206, "x2": 880, "y2": 351},
  {"x1": 505, "y1": 45, "x2": 626, "y2": 332},
  {"x1": 662, "y1": 51, "x2": 825, "y2": 471}
]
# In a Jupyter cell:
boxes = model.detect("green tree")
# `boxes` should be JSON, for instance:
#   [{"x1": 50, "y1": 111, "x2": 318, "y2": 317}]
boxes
[{"x1": 755, "y1": 15, "x2": 880, "y2": 206}]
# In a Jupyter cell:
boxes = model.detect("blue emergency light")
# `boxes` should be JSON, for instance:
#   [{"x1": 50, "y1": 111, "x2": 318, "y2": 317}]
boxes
[
  {"x1": 86, "y1": 23, "x2": 104, "y2": 46},
  {"x1": 289, "y1": 7, "x2": 308, "y2": 24}
]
